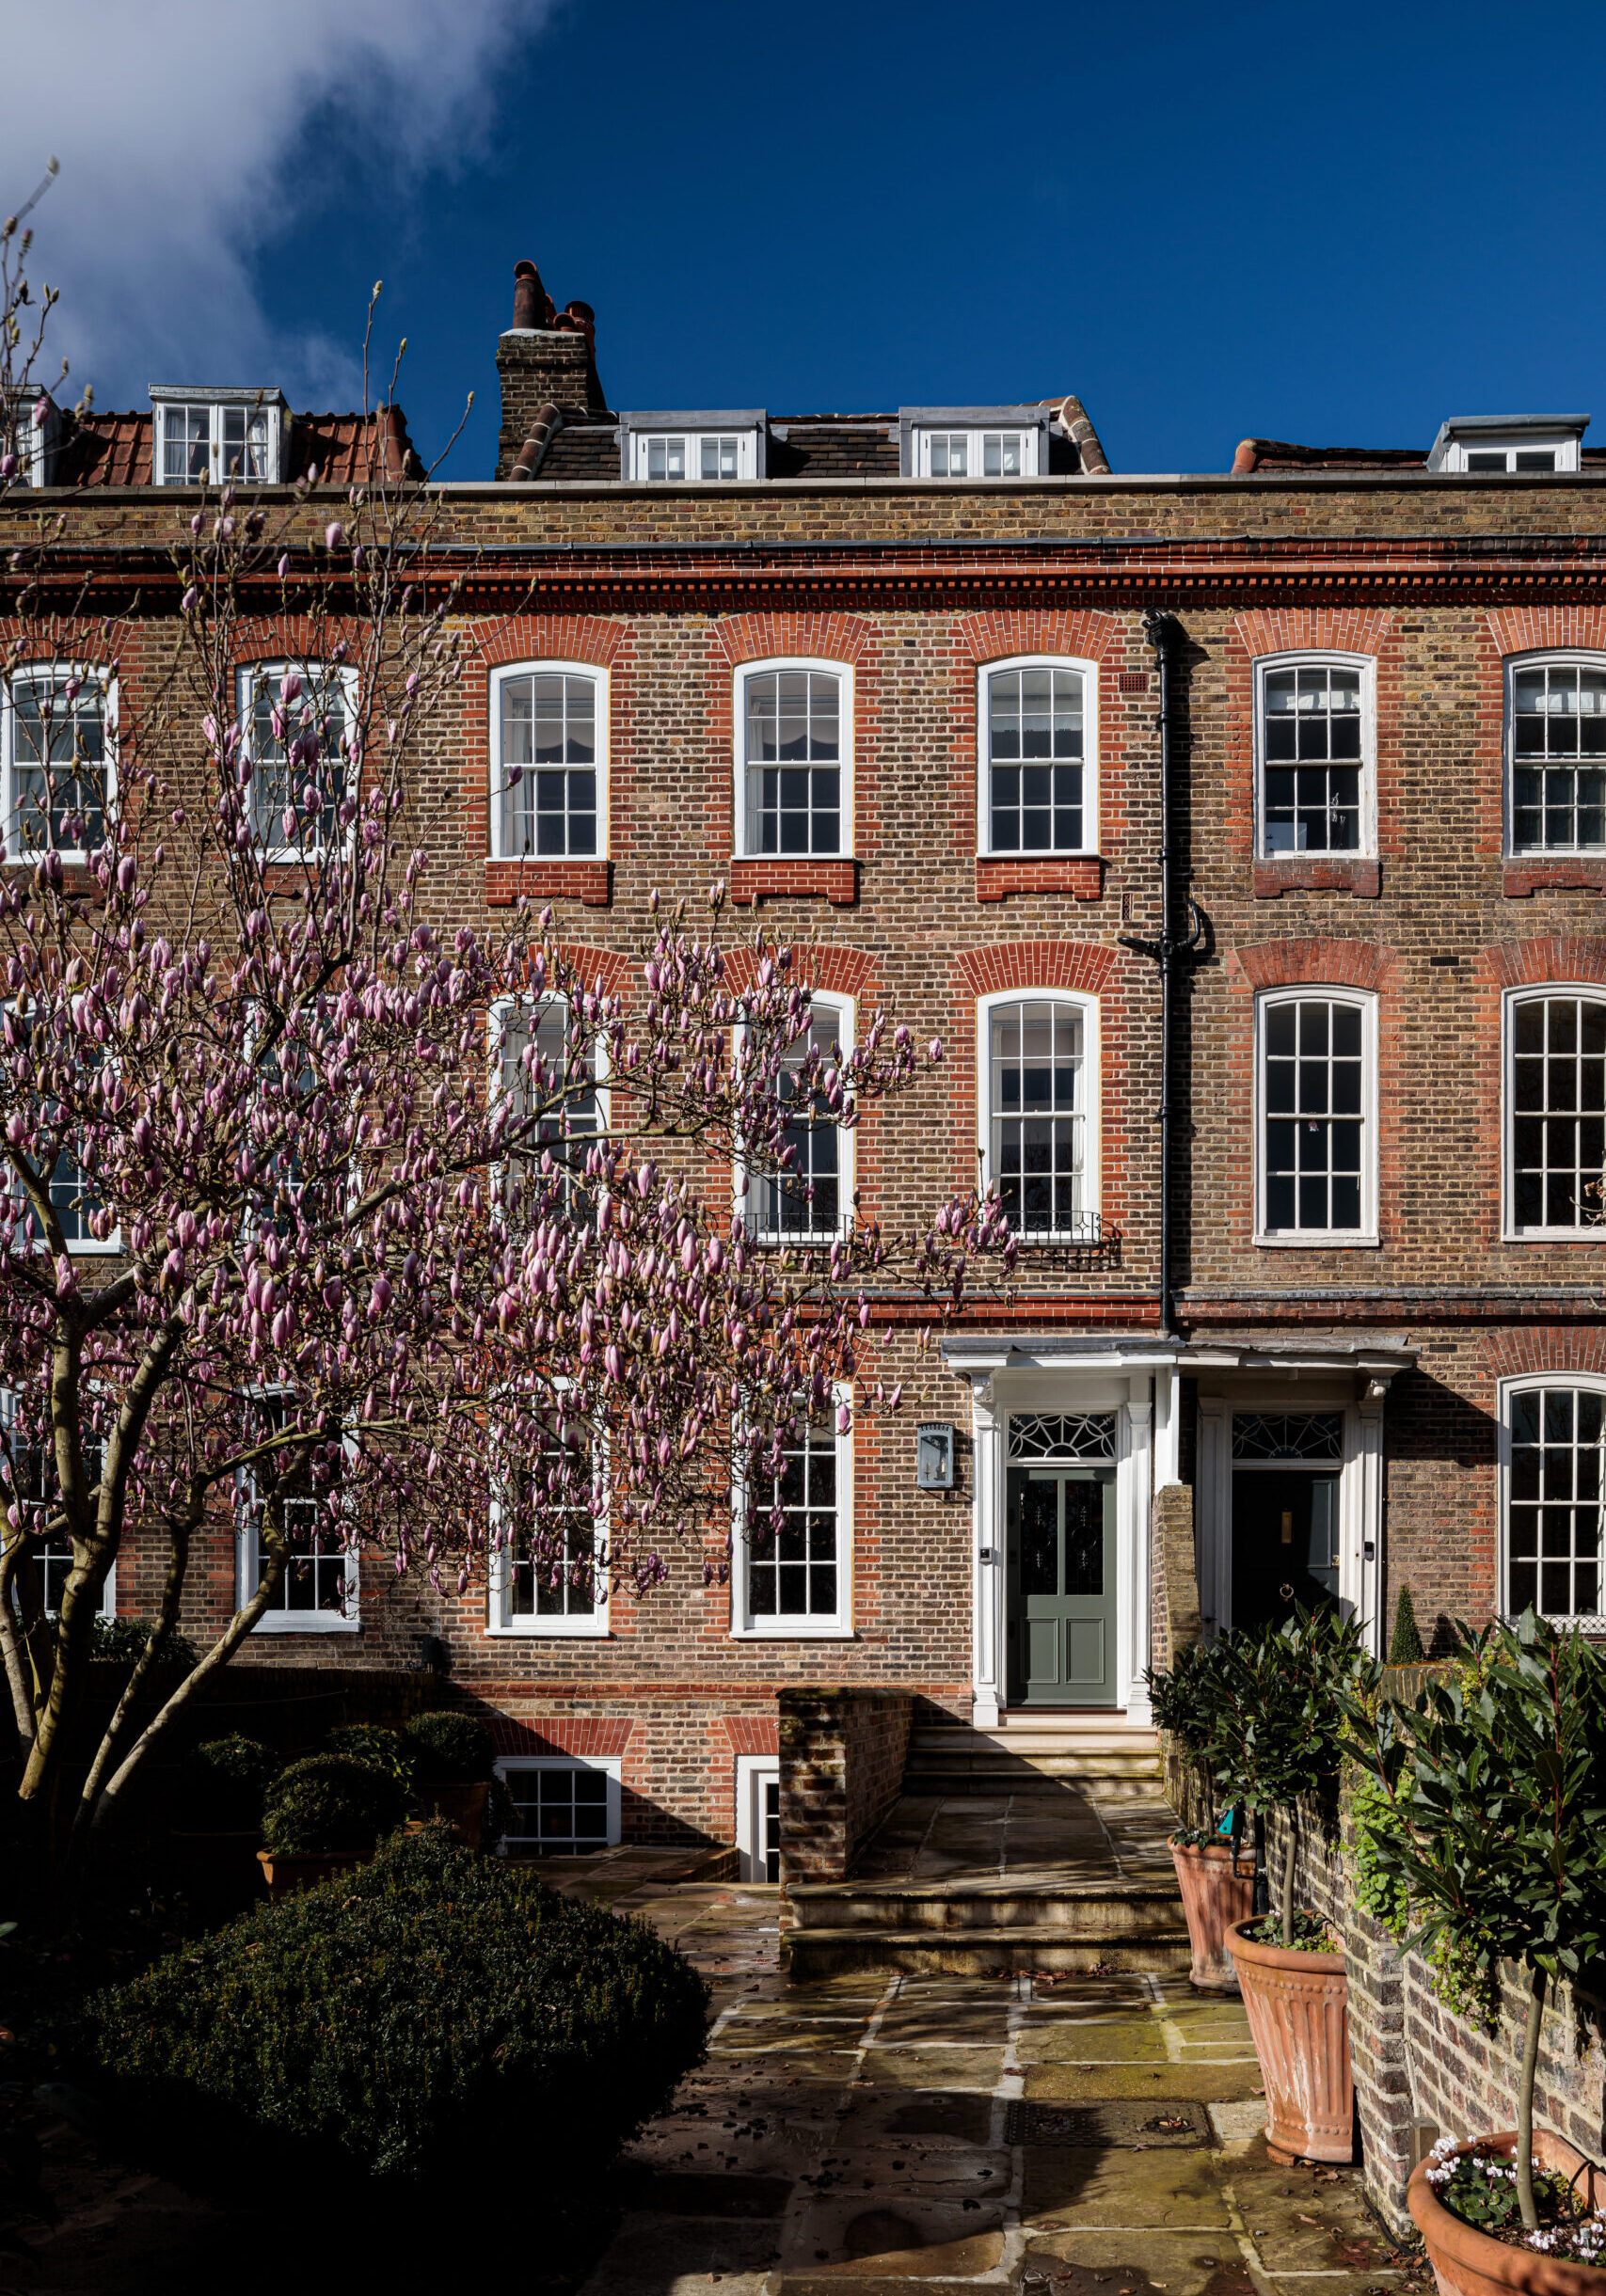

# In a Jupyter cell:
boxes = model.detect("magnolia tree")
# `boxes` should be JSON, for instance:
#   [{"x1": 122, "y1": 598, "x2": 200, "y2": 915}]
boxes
[{"x1": 0, "y1": 253, "x2": 1013, "y2": 1862}]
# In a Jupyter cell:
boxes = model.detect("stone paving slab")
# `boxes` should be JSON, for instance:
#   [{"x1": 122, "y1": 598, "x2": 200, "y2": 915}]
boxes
[{"x1": 560, "y1": 1876, "x2": 1427, "y2": 2296}]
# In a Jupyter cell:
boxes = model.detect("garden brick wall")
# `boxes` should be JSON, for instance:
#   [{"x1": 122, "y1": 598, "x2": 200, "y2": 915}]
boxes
[
  {"x1": 1268, "y1": 1793, "x2": 1606, "y2": 2236},
  {"x1": 776, "y1": 1685, "x2": 914, "y2": 1890}
]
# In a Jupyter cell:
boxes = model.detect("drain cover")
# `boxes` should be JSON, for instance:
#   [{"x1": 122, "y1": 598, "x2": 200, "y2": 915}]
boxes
[{"x1": 1005, "y1": 2099, "x2": 1210, "y2": 2148}]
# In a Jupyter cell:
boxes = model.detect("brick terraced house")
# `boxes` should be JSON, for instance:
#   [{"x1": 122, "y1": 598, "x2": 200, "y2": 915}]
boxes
[{"x1": 9, "y1": 265, "x2": 1606, "y2": 1872}]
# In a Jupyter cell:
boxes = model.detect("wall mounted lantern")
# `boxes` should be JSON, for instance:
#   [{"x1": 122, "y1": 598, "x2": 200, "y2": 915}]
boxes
[{"x1": 916, "y1": 1422, "x2": 956, "y2": 1491}]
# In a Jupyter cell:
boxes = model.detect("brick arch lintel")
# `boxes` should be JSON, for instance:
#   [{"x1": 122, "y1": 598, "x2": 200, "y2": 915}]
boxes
[
  {"x1": 1229, "y1": 607, "x2": 1397, "y2": 659},
  {"x1": 953, "y1": 608, "x2": 1125, "y2": 666},
  {"x1": 1487, "y1": 608, "x2": 1606, "y2": 658},
  {"x1": 723, "y1": 942, "x2": 879, "y2": 1003},
  {"x1": 528, "y1": 941, "x2": 631, "y2": 996},
  {"x1": 710, "y1": 610, "x2": 875, "y2": 667},
  {"x1": 1484, "y1": 936, "x2": 1606, "y2": 990},
  {"x1": 951, "y1": 941, "x2": 1118, "y2": 1000},
  {"x1": 474, "y1": 614, "x2": 628, "y2": 669},
  {"x1": 1226, "y1": 939, "x2": 1397, "y2": 993},
  {"x1": 1476, "y1": 1327, "x2": 1606, "y2": 1383}
]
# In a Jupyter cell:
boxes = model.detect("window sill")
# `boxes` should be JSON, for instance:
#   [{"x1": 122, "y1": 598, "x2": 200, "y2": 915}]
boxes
[
  {"x1": 730, "y1": 1623, "x2": 855, "y2": 1640},
  {"x1": 1501, "y1": 1229, "x2": 1606, "y2": 1245},
  {"x1": 1253, "y1": 857, "x2": 1380, "y2": 898},
  {"x1": 485, "y1": 859, "x2": 612, "y2": 908},
  {"x1": 976, "y1": 855, "x2": 1103, "y2": 902},
  {"x1": 485, "y1": 1619, "x2": 611, "y2": 1638},
  {"x1": 1503, "y1": 858, "x2": 1606, "y2": 896},
  {"x1": 1254, "y1": 1231, "x2": 1380, "y2": 1249},
  {"x1": 250, "y1": 1612, "x2": 360, "y2": 1634},
  {"x1": 729, "y1": 857, "x2": 856, "y2": 907}
]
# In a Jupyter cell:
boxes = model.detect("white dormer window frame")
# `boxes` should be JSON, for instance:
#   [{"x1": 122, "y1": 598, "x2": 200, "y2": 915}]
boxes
[
  {"x1": 151, "y1": 391, "x2": 285, "y2": 485},
  {"x1": 914, "y1": 426, "x2": 1040, "y2": 479},
  {"x1": 628, "y1": 430, "x2": 759, "y2": 483},
  {"x1": 1428, "y1": 419, "x2": 1587, "y2": 475}
]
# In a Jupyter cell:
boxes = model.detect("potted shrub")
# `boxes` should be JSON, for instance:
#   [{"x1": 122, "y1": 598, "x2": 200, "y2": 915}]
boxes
[
  {"x1": 258, "y1": 1752, "x2": 406, "y2": 1899},
  {"x1": 1348, "y1": 1609, "x2": 1606, "y2": 2282},
  {"x1": 1212, "y1": 1604, "x2": 1374, "y2": 2162},
  {"x1": 324, "y1": 1722, "x2": 417, "y2": 1791},
  {"x1": 1147, "y1": 1639, "x2": 1254, "y2": 1992},
  {"x1": 172, "y1": 1735, "x2": 282, "y2": 1909},
  {"x1": 405, "y1": 1712, "x2": 495, "y2": 1848}
]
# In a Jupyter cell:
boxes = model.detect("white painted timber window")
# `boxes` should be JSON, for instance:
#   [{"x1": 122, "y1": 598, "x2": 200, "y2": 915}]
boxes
[
  {"x1": 1255, "y1": 990, "x2": 1377, "y2": 1244},
  {"x1": 978, "y1": 991, "x2": 1099, "y2": 1243},
  {"x1": 490, "y1": 992, "x2": 604, "y2": 1217},
  {"x1": 631, "y1": 432, "x2": 756, "y2": 482},
  {"x1": 237, "y1": 1390, "x2": 358, "y2": 1633},
  {"x1": 153, "y1": 395, "x2": 282, "y2": 484},
  {"x1": 732, "y1": 1396, "x2": 852, "y2": 1638},
  {"x1": 743, "y1": 991, "x2": 853, "y2": 1244},
  {"x1": 490, "y1": 663, "x2": 606, "y2": 860},
  {"x1": 487, "y1": 1413, "x2": 608, "y2": 1638},
  {"x1": 1, "y1": 1388, "x2": 114, "y2": 1619},
  {"x1": 1255, "y1": 655, "x2": 1375, "y2": 858},
  {"x1": 1507, "y1": 657, "x2": 1606, "y2": 854},
  {"x1": 736, "y1": 1755, "x2": 781, "y2": 1882},
  {"x1": 237, "y1": 662, "x2": 357, "y2": 858},
  {"x1": 2, "y1": 666, "x2": 115, "y2": 862},
  {"x1": 1500, "y1": 1378, "x2": 1606, "y2": 1624},
  {"x1": 1445, "y1": 437, "x2": 1580, "y2": 474},
  {"x1": 496, "y1": 1755, "x2": 623, "y2": 1853},
  {"x1": 736, "y1": 661, "x2": 849, "y2": 859},
  {"x1": 1505, "y1": 988, "x2": 1606, "y2": 1238},
  {"x1": 979, "y1": 658, "x2": 1095, "y2": 856},
  {"x1": 915, "y1": 428, "x2": 1039, "y2": 478}
]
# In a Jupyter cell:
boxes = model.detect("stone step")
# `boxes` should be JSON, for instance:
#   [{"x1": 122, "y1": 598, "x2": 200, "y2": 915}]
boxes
[
  {"x1": 902, "y1": 1758, "x2": 1164, "y2": 1794},
  {"x1": 787, "y1": 1923, "x2": 1192, "y2": 1981},
  {"x1": 787, "y1": 1875, "x2": 1183, "y2": 1935},
  {"x1": 903, "y1": 1726, "x2": 1164, "y2": 1788}
]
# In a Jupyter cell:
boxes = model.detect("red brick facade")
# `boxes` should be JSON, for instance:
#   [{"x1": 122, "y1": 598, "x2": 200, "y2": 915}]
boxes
[{"x1": 12, "y1": 320, "x2": 1606, "y2": 1851}]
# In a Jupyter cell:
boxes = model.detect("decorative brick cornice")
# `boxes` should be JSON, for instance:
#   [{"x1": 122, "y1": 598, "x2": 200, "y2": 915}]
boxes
[
  {"x1": 1253, "y1": 857, "x2": 1381, "y2": 899},
  {"x1": 1483, "y1": 935, "x2": 1606, "y2": 989},
  {"x1": 1226, "y1": 938, "x2": 1397, "y2": 992},
  {"x1": 976, "y1": 856, "x2": 1104, "y2": 903}
]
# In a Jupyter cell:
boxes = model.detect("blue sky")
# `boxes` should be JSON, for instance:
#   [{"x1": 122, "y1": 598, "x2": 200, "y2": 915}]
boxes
[{"x1": 13, "y1": 0, "x2": 1606, "y2": 479}]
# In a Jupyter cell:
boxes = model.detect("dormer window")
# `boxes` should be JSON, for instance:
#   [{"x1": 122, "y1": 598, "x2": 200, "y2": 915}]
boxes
[
  {"x1": 621, "y1": 415, "x2": 763, "y2": 483},
  {"x1": 901, "y1": 408, "x2": 1048, "y2": 480},
  {"x1": 151, "y1": 389, "x2": 286, "y2": 484},
  {"x1": 1428, "y1": 415, "x2": 1588, "y2": 475}
]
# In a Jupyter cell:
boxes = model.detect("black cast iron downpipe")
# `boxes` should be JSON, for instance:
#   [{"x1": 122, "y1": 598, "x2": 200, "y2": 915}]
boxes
[{"x1": 1120, "y1": 610, "x2": 1203, "y2": 1340}]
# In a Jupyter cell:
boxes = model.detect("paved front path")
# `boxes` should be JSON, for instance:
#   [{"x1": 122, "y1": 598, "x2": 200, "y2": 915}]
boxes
[
  {"x1": 555, "y1": 1879, "x2": 1427, "y2": 2296},
  {"x1": 851, "y1": 1788, "x2": 1178, "y2": 1892}
]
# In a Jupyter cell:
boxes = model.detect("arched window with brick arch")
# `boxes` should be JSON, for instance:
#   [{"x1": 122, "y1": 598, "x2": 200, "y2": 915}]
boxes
[
  {"x1": 1254, "y1": 986, "x2": 1378, "y2": 1244},
  {"x1": 1503, "y1": 983, "x2": 1606, "y2": 1239},
  {"x1": 976, "y1": 656, "x2": 1098, "y2": 860}
]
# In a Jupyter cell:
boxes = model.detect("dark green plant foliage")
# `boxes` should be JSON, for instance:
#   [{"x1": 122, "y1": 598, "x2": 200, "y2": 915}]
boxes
[
  {"x1": 1203, "y1": 1605, "x2": 1376, "y2": 1819},
  {"x1": 405, "y1": 1709, "x2": 494, "y2": 1783},
  {"x1": 1387, "y1": 1584, "x2": 1426, "y2": 1666},
  {"x1": 177, "y1": 1736, "x2": 283, "y2": 1832},
  {"x1": 1344, "y1": 1609, "x2": 1606, "y2": 1995},
  {"x1": 1242, "y1": 1909, "x2": 1338, "y2": 1953},
  {"x1": 323, "y1": 1724, "x2": 416, "y2": 1788},
  {"x1": 87, "y1": 1614, "x2": 198, "y2": 1669},
  {"x1": 1146, "y1": 1638, "x2": 1229, "y2": 1756},
  {"x1": 79, "y1": 1825, "x2": 709, "y2": 2182},
  {"x1": 261, "y1": 1753, "x2": 406, "y2": 1856},
  {"x1": 1429, "y1": 2150, "x2": 1580, "y2": 2239}
]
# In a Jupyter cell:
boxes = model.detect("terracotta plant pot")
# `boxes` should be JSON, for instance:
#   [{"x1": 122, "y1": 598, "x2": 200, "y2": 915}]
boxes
[
  {"x1": 1226, "y1": 1918, "x2": 1353, "y2": 2162},
  {"x1": 1408, "y1": 2130, "x2": 1606, "y2": 2296},
  {"x1": 415, "y1": 1780, "x2": 489, "y2": 1848},
  {"x1": 1171, "y1": 1839, "x2": 1256, "y2": 1991},
  {"x1": 256, "y1": 1846, "x2": 371, "y2": 1902}
]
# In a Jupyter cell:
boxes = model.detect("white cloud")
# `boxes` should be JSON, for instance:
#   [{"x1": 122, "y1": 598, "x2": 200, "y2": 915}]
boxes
[{"x1": 1, "y1": 0, "x2": 546, "y2": 412}]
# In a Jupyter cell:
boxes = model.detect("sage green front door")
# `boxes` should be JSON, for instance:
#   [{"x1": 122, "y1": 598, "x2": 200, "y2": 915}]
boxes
[{"x1": 1005, "y1": 1465, "x2": 1118, "y2": 1707}]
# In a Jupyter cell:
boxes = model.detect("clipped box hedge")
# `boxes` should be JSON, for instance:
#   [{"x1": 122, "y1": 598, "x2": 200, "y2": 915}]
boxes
[{"x1": 82, "y1": 1824, "x2": 708, "y2": 2182}]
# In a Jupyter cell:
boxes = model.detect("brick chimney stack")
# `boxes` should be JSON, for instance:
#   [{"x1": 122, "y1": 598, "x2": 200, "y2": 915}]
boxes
[{"x1": 496, "y1": 261, "x2": 610, "y2": 480}]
